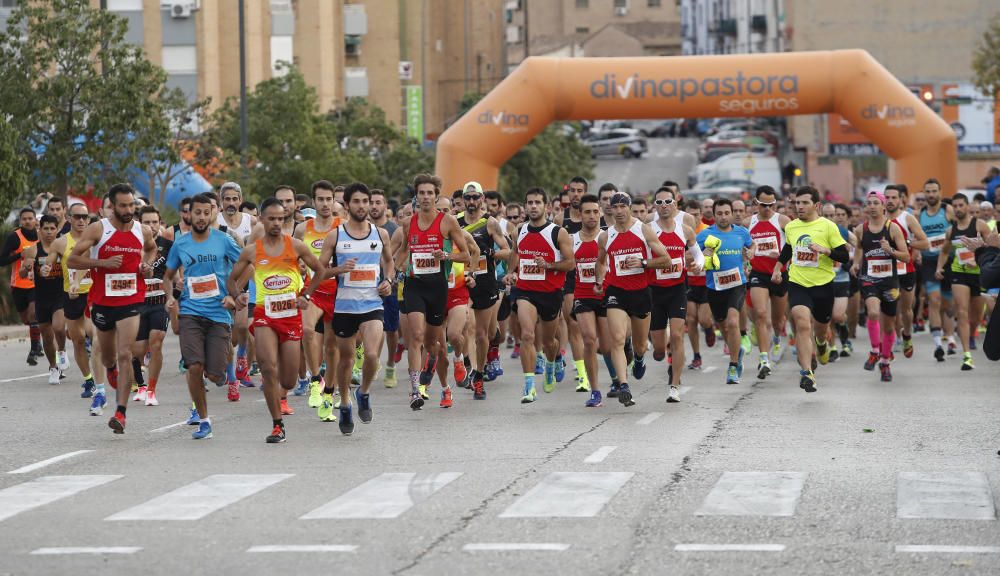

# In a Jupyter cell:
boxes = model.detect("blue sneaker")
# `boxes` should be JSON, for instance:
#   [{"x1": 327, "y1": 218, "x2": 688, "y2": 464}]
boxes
[
  {"x1": 178, "y1": 358, "x2": 187, "y2": 374},
  {"x1": 186, "y1": 407, "x2": 200, "y2": 425},
  {"x1": 483, "y1": 362, "x2": 498, "y2": 382},
  {"x1": 355, "y1": 388, "x2": 373, "y2": 423},
  {"x1": 726, "y1": 365, "x2": 740, "y2": 385},
  {"x1": 491, "y1": 359, "x2": 504, "y2": 378},
  {"x1": 293, "y1": 378, "x2": 309, "y2": 396},
  {"x1": 339, "y1": 405, "x2": 355, "y2": 435},
  {"x1": 585, "y1": 390, "x2": 603, "y2": 408},
  {"x1": 632, "y1": 356, "x2": 647, "y2": 380},
  {"x1": 534, "y1": 355, "x2": 544, "y2": 375},
  {"x1": 607, "y1": 383, "x2": 620, "y2": 398},
  {"x1": 192, "y1": 421, "x2": 212, "y2": 440},
  {"x1": 80, "y1": 379, "x2": 95, "y2": 398},
  {"x1": 736, "y1": 347, "x2": 745, "y2": 379},
  {"x1": 89, "y1": 392, "x2": 106, "y2": 416},
  {"x1": 555, "y1": 357, "x2": 566, "y2": 383}
]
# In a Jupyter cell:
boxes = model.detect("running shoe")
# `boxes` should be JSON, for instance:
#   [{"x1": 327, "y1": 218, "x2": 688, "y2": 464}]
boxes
[
  {"x1": 192, "y1": 421, "x2": 212, "y2": 440},
  {"x1": 736, "y1": 347, "x2": 745, "y2": 378},
  {"x1": 617, "y1": 383, "x2": 635, "y2": 407},
  {"x1": 472, "y1": 374, "x2": 486, "y2": 400},
  {"x1": 961, "y1": 352, "x2": 974, "y2": 371},
  {"x1": 687, "y1": 356, "x2": 703, "y2": 370},
  {"x1": 534, "y1": 354, "x2": 544, "y2": 375},
  {"x1": 667, "y1": 386, "x2": 681, "y2": 403},
  {"x1": 419, "y1": 354, "x2": 436, "y2": 386},
  {"x1": 409, "y1": 392, "x2": 425, "y2": 410},
  {"x1": 383, "y1": 367, "x2": 397, "y2": 389},
  {"x1": 90, "y1": 392, "x2": 107, "y2": 416},
  {"x1": 144, "y1": 391, "x2": 158, "y2": 406},
  {"x1": 506, "y1": 335, "x2": 514, "y2": 349},
  {"x1": 948, "y1": 340, "x2": 957, "y2": 355},
  {"x1": 840, "y1": 340, "x2": 853, "y2": 357},
  {"x1": 816, "y1": 339, "x2": 830, "y2": 365},
  {"x1": 511, "y1": 344, "x2": 520, "y2": 359},
  {"x1": 317, "y1": 393, "x2": 336, "y2": 422},
  {"x1": 607, "y1": 383, "x2": 621, "y2": 398},
  {"x1": 48, "y1": 367, "x2": 60, "y2": 386},
  {"x1": 355, "y1": 388, "x2": 373, "y2": 422},
  {"x1": 266, "y1": 423, "x2": 286, "y2": 443},
  {"x1": 178, "y1": 358, "x2": 187, "y2": 374},
  {"x1": 339, "y1": 405, "x2": 355, "y2": 435},
  {"x1": 490, "y1": 359, "x2": 504, "y2": 378},
  {"x1": 293, "y1": 377, "x2": 309, "y2": 396},
  {"x1": 726, "y1": 365, "x2": 739, "y2": 385},
  {"x1": 279, "y1": 398, "x2": 294, "y2": 415},
  {"x1": 186, "y1": 407, "x2": 199, "y2": 425},
  {"x1": 757, "y1": 359, "x2": 771, "y2": 380},
  {"x1": 453, "y1": 361, "x2": 468, "y2": 388},
  {"x1": 131, "y1": 385, "x2": 146, "y2": 402},
  {"x1": 799, "y1": 370, "x2": 817, "y2": 392},
  {"x1": 81, "y1": 379, "x2": 95, "y2": 398},
  {"x1": 108, "y1": 410, "x2": 126, "y2": 434},
  {"x1": 236, "y1": 356, "x2": 249, "y2": 381},
  {"x1": 249, "y1": 362, "x2": 260, "y2": 376},
  {"x1": 903, "y1": 338, "x2": 914, "y2": 358},
  {"x1": 520, "y1": 382, "x2": 537, "y2": 404},
  {"x1": 418, "y1": 384, "x2": 429, "y2": 400},
  {"x1": 26, "y1": 350, "x2": 37, "y2": 366},
  {"x1": 439, "y1": 387, "x2": 453, "y2": 409},
  {"x1": 740, "y1": 334, "x2": 752, "y2": 356},
  {"x1": 543, "y1": 369, "x2": 556, "y2": 394},
  {"x1": 879, "y1": 362, "x2": 892, "y2": 382},
  {"x1": 828, "y1": 347, "x2": 840, "y2": 363},
  {"x1": 555, "y1": 356, "x2": 566, "y2": 382},
  {"x1": 56, "y1": 350, "x2": 69, "y2": 371},
  {"x1": 934, "y1": 346, "x2": 945, "y2": 362},
  {"x1": 393, "y1": 342, "x2": 406, "y2": 364},
  {"x1": 704, "y1": 327, "x2": 717, "y2": 348},
  {"x1": 863, "y1": 351, "x2": 879, "y2": 371},
  {"x1": 308, "y1": 381, "x2": 322, "y2": 407},
  {"x1": 484, "y1": 361, "x2": 499, "y2": 382},
  {"x1": 227, "y1": 381, "x2": 240, "y2": 402},
  {"x1": 575, "y1": 376, "x2": 591, "y2": 393},
  {"x1": 585, "y1": 390, "x2": 603, "y2": 407},
  {"x1": 632, "y1": 356, "x2": 647, "y2": 380}
]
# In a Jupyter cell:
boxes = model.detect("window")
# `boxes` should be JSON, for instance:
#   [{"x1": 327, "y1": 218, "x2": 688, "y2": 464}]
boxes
[
  {"x1": 648, "y1": 0, "x2": 661, "y2": 6},
  {"x1": 575, "y1": 0, "x2": 588, "y2": 8},
  {"x1": 614, "y1": 0, "x2": 628, "y2": 7},
  {"x1": 0, "y1": 0, "x2": 17, "y2": 8},
  {"x1": 161, "y1": 46, "x2": 197, "y2": 74},
  {"x1": 107, "y1": 0, "x2": 142, "y2": 9},
  {"x1": 575, "y1": 26, "x2": 589, "y2": 34}
]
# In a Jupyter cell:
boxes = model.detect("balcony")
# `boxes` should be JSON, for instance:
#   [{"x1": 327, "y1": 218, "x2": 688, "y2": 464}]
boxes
[
  {"x1": 751, "y1": 15, "x2": 767, "y2": 33},
  {"x1": 718, "y1": 18, "x2": 737, "y2": 36}
]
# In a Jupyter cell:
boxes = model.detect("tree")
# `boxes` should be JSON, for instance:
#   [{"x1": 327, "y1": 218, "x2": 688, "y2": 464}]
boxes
[
  {"x1": 0, "y1": 0, "x2": 169, "y2": 195},
  {"x1": 0, "y1": 119, "x2": 29, "y2": 220},
  {"x1": 972, "y1": 15, "x2": 1000, "y2": 99}
]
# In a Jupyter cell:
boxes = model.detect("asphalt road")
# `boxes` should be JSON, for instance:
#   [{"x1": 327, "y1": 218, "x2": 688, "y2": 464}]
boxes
[
  {"x1": 0, "y1": 321, "x2": 998, "y2": 576},
  {"x1": 592, "y1": 135, "x2": 699, "y2": 196}
]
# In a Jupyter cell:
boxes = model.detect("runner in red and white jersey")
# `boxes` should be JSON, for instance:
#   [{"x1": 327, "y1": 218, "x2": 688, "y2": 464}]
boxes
[
  {"x1": 67, "y1": 183, "x2": 156, "y2": 434},
  {"x1": 570, "y1": 195, "x2": 607, "y2": 408},
  {"x1": 884, "y1": 184, "x2": 929, "y2": 359},
  {"x1": 648, "y1": 186, "x2": 703, "y2": 401},
  {"x1": 746, "y1": 185, "x2": 790, "y2": 380},
  {"x1": 595, "y1": 191, "x2": 669, "y2": 407}
]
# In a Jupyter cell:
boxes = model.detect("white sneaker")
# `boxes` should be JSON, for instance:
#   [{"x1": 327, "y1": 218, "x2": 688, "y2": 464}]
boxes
[
  {"x1": 144, "y1": 391, "x2": 158, "y2": 406},
  {"x1": 48, "y1": 367, "x2": 60, "y2": 385},
  {"x1": 56, "y1": 351, "x2": 69, "y2": 371},
  {"x1": 133, "y1": 386, "x2": 147, "y2": 403},
  {"x1": 667, "y1": 386, "x2": 680, "y2": 403}
]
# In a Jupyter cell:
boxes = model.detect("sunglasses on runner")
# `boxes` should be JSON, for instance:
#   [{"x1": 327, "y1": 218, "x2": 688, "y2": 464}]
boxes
[
  {"x1": 756, "y1": 200, "x2": 777, "y2": 207},
  {"x1": 653, "y1": 198, "x2": 674, "y2": 206},
  {"x1": 71, "y1": 213, "x2": 90, "y2": 220},
  {"x1": 463, "y1": 194, "x2": 482, "y2": 201}
]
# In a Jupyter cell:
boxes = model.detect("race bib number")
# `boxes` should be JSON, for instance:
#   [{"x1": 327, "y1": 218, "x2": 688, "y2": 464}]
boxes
[
  {"x1": 867, "y1": 259, "x2": 893, "y2": 279},
  {"x1": 411, "y1": 252, "x2": 439, "y2": 275},
  {"x1": 577, "y1": 262, "x2": 597, "y2": 283},
  {"x1": 187, "y1": 274, "x2": 220, "y2": 300},
  {"x1": 105, "y1": 273, "x2": 137, "y2": 297},
  {"x1": 474, "y1": 254, "x2": 488, "y2": 275},
  {"x1": 793, "y1": 246, "x2": 819, "y2": 268},
  {"x1": 713, "y1": 267, "x2": 742, "y2": 290},
  {"x1": 753, "y1": 236, "x2": 779, "y2": 257},
  {"x1": 655, "y1": 257, "x2": 684, "y2": 281},
  {"x1": 519, "y1": 259, "x2": 546, "y2": 281},
  {"x1": 264, "y1": 292, "x2": 298, "y2": 318},
  {"x1": 144, "y1": 277, "x2": 165, "y2": 297},
  {"x1": 345, "y1": 264, "x2": 379, "y2": 288},
  {"x1": 613, "y1": 253, "x2": 643, "y2": 276},
  {"x1": 955, "y1": 246, "x2": 976, "y2": 267},
  {"x1": 896, "y1": 259, "x2": 908, "y2": 274},
  {"x1": 927, "y1": 233, "x2": 946, "y2": 253}
]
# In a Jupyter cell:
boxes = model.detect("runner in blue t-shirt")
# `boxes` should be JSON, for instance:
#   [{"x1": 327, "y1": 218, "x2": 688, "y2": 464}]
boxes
[
  {"x1": 163, "y1": 194, "x2": 243, "y2": 440},
  {"x1": 696, "y1": 198, "x2": 754, "y2": 384}
]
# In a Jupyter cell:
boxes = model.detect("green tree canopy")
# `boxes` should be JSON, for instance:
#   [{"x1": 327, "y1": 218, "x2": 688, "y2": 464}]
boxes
[{"x1": 973, "y1": 15, "x2": 1000, "y2": 100}]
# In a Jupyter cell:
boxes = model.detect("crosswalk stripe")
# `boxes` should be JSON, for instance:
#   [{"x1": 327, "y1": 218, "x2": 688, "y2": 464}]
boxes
[
  {"x1": 896, "y1": 545, "x2": 1000, "y2": 554},
  {"x1": 0, "y1": 475, "x2": 121, "y2": 522},
  {"x1": 675, "y1": 544, "x2": 785, "y2": 552},
  {"x1": 499, "y1": 472, "x2": 633, "y2": 518},
  {"x1": 247, "y1": 545, "x2": 357, "y2": 553},
  {"x1": 301, "y1": 473, "x2": 462, "y2": 520},
  {"x1": 31, "y1": 547, "x2": 141, "y2": 555},
  {"x1": 463, "y1": 543, "x2": 569, "y2": 552},
  {"x1": 584, "y1": 446, "x2": 617, "y2": 464},
  {"x1": 897, "y1": 472, "x2": 996, "y2": 520},
  {"x1": 696, "y1": 471, "x2": 806, "y2": 517},
  {"x1": 636, "y1": 412, "x2": 663, "y2": 425},
  {"x1": 106, "y1": 474, "x2": 293, "y2": 521},
  {"x1": 8, "y1": 450, "x2": 94, "y2": 474}
]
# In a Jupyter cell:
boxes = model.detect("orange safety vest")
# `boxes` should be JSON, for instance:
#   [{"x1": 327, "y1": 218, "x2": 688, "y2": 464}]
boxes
[{"x1": 10, "y1": 228, "x2": 37, "y2": 289}]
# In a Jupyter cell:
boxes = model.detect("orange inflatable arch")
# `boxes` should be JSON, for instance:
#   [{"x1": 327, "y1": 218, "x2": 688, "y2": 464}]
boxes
[{"x1": 435, "y1": 49, "x2": 956, "y2": 197}]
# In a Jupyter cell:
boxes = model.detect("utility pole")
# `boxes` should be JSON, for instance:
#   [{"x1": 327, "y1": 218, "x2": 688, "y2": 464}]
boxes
[{"x1": 238, "y1": 0, "x2": 249, "y2": 179}]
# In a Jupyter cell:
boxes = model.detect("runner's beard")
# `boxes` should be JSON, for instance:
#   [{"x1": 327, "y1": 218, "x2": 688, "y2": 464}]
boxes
[
  {"x1": 192, "y1": 222, "x2": 209, "y2": 234},
  {"x1": 116, "y1": 210, "x2": 134, "y2": 224}
]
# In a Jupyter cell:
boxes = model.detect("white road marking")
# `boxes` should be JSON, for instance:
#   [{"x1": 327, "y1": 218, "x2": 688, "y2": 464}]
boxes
[
  {"x1": 0, "y1": 373, "x2": 48, "y2": 383},
  {"x1": 696, "y1": 471, "x2": 806, "y2": 517},
  {"x1": 635, "y1": 412, "x2": 663, "y2": 425},
  {"x1": 463, "y1": 543, "x2": 569, "y2": 552},
  {"x1": 897, "y1": 471, "x2": 996, "y2": 520},
  {"x1": 679, "y1": 386, "x2": 692, "y2": 394},
  {"x1": 149, "y1": 420, "x2": 190, "y2": 433},
  {"x1": 301, "y1": 472, "x2": 462, "y2": 519},
  {"x1": 583, "y1": 446, "x2": 617, "y2": 464},
  {"x1": 702, "y1": 366, "x2": 717, "y2": 374},
  {"x1": 499, "y1": 472, "x2": 633, "y2": 518},
  {"x1": 247, "y1": 545, "x2": 357, "y2": 553},
  {"x1": 31, "y1": 547, "x2": 141, "y2": 555},
  {"x1": 8, "y1": 450, "x2": 94, "y2": 474},
  {"x1": 106, "y1": 474, "x2": 292, "y2": 521},
  {"x1": 896, "y1": 545, "x2": 1000, "y2": 554},
  {"x1": 0, "y1": 475, "x2": 121, "y2": 522},
  {"x1": 675, "y1": 544, "x2": 785, "y2": 552}
]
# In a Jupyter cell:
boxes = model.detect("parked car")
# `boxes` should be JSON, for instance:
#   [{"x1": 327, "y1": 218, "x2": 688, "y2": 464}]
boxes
[
  {"x1": 681, "y1": 187, "x2": 747, "y2": 204},
  {"x1": 690, "y1": 153, "x2": 781, "y2": 190},
  {"x1": 640, "y1": 120, "x2": 680, "y2": 138},
  {"x1": 582, "y1": 129, "x2": 648, "y2": 159}
]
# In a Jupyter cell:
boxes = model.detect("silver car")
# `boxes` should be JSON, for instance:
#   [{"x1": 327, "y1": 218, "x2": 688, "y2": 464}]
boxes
[{"x1": 582, "y1": 129, "x2": 648, "y2": 159}]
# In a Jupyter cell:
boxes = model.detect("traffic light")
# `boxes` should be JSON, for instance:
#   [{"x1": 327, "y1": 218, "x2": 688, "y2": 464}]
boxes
[
  {"x1": 921, "y1": 89, "x2": 934, "y2": 104},
  {"x1": 793, "y1": 167, "x2": 802, "y2": 177}
]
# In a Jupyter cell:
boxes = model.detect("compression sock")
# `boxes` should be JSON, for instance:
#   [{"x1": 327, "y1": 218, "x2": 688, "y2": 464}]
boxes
[
  {"x1": 867, "y1": 318, "x2": 881, "y2": 351},
  {"x1": 880, "y1": 330, "x2": 895, "y2": 359},
  {"x1": 132, "y1": 357, "x2": 144, "y2": 386}
]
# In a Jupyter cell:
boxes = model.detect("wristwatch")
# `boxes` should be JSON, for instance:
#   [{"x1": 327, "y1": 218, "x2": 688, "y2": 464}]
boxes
[{"x1": 641, "y1": 258, "x2": 648, "y2": 268}]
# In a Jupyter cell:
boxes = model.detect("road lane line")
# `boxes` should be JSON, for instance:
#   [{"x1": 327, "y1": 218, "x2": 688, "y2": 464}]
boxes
[
  {"x1": 0, "y1": 373, "x2": 48, "y2": 383},
  {"x1": 8, "y1": 450, "x2": 94, "y2": 474},
  {"x1": 583, "y1": 446, "x2": 617, "y2": 464},
  {"x1": 635, "y1": 412, "x2": 663, "y2": 425},
  {"x1": 499, "y1": 472, "x2": 633, "y2": 518},
  {"x1": 896, "y1": 545, "x2": 1000, "y2": 554},
  {"x1": 897, "y1": 471, "x2": 996, "y2": 520},
  {"x1": 464, "y1": 543, "x2": 569, "y2": 552},
  {"x1": 301, "y1": 473, "x2": 462, "y2": 519},
  {"x1": 247, "y1": 545, "x2": 357, "y2": 553},
  {"x1": 696, "y1": 471, "x2": 806, "y2": 517},
  {"x1": 106, "y1": 474, "x2": 292, "y2": 521},
  {"x1": 150, "y1": 420, "x2": 191, "y2": 433},
  {"x1": 0, "y1": 475, "x2": 121, "y2": 522},
  {"x1": 31, "y1": 547, "x2": 141, "y2": 555},
  {"x1": 675, "y1": 544, "x2": 785, "y2": 552},
  {"x1": 702, "y1": 366, "x2": 717, "y2": 374},
  {"x1": 679, "y1": 386, "x2": 692, "y2": 394}
]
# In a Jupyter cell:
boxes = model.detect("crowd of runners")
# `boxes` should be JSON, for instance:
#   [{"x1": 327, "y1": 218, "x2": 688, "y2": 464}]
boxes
[{"x1": 4, "y1": 175, "x2": 999, "y2": 442}]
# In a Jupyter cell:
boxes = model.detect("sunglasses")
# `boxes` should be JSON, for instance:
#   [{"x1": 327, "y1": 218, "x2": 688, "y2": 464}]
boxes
[
  {"x1": 756, "y1": 200, "x2": 776, "y2": 207},
  {"x1": 71, "y1": 213, "x2": 90, "y2": 220},
  {"x1": 463, "y1": 194, "x2": 482, "y2": 201},
  {"x1": 653, "y1": 199, "x2": 674, "y2": 206}
]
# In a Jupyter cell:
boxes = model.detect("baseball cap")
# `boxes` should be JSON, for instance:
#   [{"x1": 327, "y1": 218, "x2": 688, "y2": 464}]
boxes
[
  {"x1": 301, "y1": 208, "x2": 317, "y2": 219},
  {"x1": 867, "y1": 190, "x2": 886, "y2": 204},
  {"x1": 463, "y1": 181, "x2": 484, "y2": 196}
]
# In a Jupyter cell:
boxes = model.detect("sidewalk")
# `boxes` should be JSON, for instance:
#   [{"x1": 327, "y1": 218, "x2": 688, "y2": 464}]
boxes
[{"x1": 0, "y1": 324, "x2": 28, "y2": 341}]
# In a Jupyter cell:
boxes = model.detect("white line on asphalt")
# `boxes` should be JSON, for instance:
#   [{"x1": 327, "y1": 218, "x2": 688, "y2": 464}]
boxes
[
  {"x1": 635, "y1": 412, "x2": 663, "y2": 425},
  {"x1": 106, "y1": 474, "x2": 293, "y2": 521},
  {"x1": 897, "y1": 472, "x2": 996, "y2": 520},
  {"x1": 31, "y1": 547, "x2": 141, "y2": 555},
  {"x1": 499, "y1": 472, "x2": 633, "y2": 518},
  {"x1": 895, "y1": 545, "x2": 1000, "y2": 554},
  {"x1": 675, "y1": 544, "x2": 785, "y2": 552},
  {"x1": 583, "y1": 446, "x2": 617, "y2": 464},
  {"x1": 149, "y1": 420, "x2": 190, "y2": 433},
  {"x1": 247, "y1": 545, "x2": 357, "y2": 553},
  {"x1": 463, "y1": 543, "x2": 570, "y2": 552},
  {"x1": 9, "y1": 450, "x2": 94, "y2": 474},
  {"x1": 302, "y1": 472, "x2": 462, "y2": 519},
  {"x1": 679, "y1": 386, "x2": 692, "y2": 394},
  {"x1": 702, "y1": 366, "x2": 717, "y2": 374},
  {"x1": 0, "y1": 373, "x2": 48, "y2": 383},
  {"x1": 0, "y1": 475, "x2": 122, "y2": 522},
  {"x1": 696, "y1": 471, "x2": 806, "y2": 517}
]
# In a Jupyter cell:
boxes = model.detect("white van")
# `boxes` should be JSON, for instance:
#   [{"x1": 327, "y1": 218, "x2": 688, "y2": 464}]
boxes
[{"x1": 691, "y1": 153, "x2": 781, "y2": 190}]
